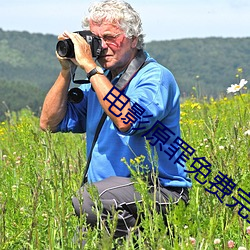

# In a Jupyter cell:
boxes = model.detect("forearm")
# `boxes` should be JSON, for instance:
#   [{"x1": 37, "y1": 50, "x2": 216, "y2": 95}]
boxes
[
  {"x1": 40, "y1": 70, "x2": 71, "y2": 132},
  {"x1": 90, "y1": 73, "x2": 132, "y2": 132}
]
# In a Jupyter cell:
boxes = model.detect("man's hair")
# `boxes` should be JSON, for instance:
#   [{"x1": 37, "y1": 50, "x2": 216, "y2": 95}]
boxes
[{"x1": 82, "y1": 0, "x2": 145, "y2": 49}]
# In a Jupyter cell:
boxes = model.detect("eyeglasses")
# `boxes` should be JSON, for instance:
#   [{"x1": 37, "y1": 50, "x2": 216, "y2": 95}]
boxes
[{"x1": 96, "y1": 33, "x2": 124, "y2": 46}]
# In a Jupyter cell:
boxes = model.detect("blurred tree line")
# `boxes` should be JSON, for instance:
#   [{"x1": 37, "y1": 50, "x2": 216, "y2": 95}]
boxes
[
  {"x1": 145, "y1": 37, "x2": 250, "y2": 98},
  {"x1": 0, "y1": 28, "x2": 249, "y2": 120}
]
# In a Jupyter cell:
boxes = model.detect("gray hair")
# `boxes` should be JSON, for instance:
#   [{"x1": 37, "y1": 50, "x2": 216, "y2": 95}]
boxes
[{"x1": 82, "y1": 0, "x2": 145, "y2": 49}]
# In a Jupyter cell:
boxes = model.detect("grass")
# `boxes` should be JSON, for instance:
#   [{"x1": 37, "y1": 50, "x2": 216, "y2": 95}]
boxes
[{"x1": 0, "y1": 92, "x2": 250, "y2": 249}]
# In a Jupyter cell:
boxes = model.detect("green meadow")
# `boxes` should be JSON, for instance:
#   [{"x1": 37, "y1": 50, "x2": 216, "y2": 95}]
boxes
[{"x1": 0, "y1": 89, "x2": 249, "y2": 249}]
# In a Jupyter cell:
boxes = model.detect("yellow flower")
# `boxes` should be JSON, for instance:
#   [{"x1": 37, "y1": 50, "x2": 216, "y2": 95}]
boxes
[
  {"x1": 135, "y1": 157, "x2": 141, "y2": 164},
  {"x1": 130, "y1": 159, "x2": 135, "y2": 165},
  {"x1": 191, "y1": 103, "x2": 201, "y2": 109},
  {"x1": 237, "y1": 67, "x2": 243, "y2": 73}
]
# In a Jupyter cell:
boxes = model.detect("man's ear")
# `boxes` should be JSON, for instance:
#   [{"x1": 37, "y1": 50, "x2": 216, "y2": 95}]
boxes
[{"x1": 131, "y1": 36, "x2": 139, "y2": 48}]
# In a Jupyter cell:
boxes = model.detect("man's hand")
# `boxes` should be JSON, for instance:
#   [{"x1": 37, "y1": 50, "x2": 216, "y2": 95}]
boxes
[{"x1": 61, "y1": 31, "x2": 96, "y2": 73}]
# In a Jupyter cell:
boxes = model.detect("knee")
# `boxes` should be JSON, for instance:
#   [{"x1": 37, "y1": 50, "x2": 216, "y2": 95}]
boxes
[
  {"x1": 72, "y1": 196, "x2": 82, "y2": 217},
  {"x1": 72, "y1": 188, "x2": 97, "y2": 225},
  {"x1": 72, "y1": 187, "x2": 93, "y2": 217}
]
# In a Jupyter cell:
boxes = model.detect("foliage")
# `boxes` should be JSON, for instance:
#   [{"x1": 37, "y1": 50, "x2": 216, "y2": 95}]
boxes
[
  {"x1": 0, "y1": 79, "x2": 46, "y2": 121},
  {"x1": 0, "y1": 28, "x2": 60, "y2": 89},
  {"x1": 0, "y1": 92, "x2": 249, "y2": 249},
  {"x1": 0, "y1": 29, "x2": 61, "y2": 121}
]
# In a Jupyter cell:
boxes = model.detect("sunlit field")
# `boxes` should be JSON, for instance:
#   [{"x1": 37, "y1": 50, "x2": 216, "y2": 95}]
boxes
[{"x1": 0, "y1": 87, "x2": 249, "y2": 249}]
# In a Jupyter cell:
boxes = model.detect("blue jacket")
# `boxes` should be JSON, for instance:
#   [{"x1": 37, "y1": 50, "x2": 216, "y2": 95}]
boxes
[{"x1": 58, "y1": 52, "x2": 192, "y2": 188}]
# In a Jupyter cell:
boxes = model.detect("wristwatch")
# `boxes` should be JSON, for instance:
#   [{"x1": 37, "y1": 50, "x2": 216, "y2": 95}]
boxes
[{"x1": 87, "y1": 66, "x2": 104, "y2": 80}]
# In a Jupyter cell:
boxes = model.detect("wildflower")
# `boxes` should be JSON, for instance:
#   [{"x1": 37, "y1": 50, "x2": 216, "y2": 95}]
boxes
[
  {"x1": 130, "y1": 159, "x2": 135, "y2": 165},
  {"x1": 121, "y1": 157, "x2": 126, "y2": 163},
  {"x1": 20, "y1": 207, "x2": 25, "y2": 214},
  {"x1": 12, "y1": 185, "x2": 17, "y2": 192},
  {"x1": 42, "y1": 213, "x2": 48, "y2": 221},
  {"x1": 214, "y1": 238, "x2": 221, "y2": 244},
  {"x1": 180, "y1": 111, "x2": 187, "y2": 116},
  {"x1": 219, "y1": 145, "x2": 224, "y2": 150},
  {"x1": 238, "y1": 247, "x2": 246, "y2": 250},
  {"x1": 228, "y1": 240, "x2": 235, "y2": 248},
  {"x1": 189, "y1": 237, "x2": 196, "y2": 246},
  {"x1": 237, "y1": 67, "x2": 243, "y2": 74},
  {"x1": 191, "y1": 103, "x2": 201, "y2": 109},
  {"x1": 244, "y1": 130, "x2": 250, "y2": 136},
  {"x1": 246, "y1": 226, "x2": 250, "y2": 235},
  {"x1": 184, "y1": 225, "x2": 188, "y2": 229},
  {"x1": 135, "y1": 157, "x2": 141, "y2": 164},
  {"x1": 227, "y1": 79, "x2": 248, "y2": 93}
]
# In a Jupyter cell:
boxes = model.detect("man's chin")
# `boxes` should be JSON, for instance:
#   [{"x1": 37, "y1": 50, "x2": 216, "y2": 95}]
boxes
[{"x1": 98, "y1": 58, "x2": 113, "y2": 69}]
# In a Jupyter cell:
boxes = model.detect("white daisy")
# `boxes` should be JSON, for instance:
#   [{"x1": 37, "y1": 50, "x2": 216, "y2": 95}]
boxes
[{"x1": 227, "y1": 79, "x2": 248, "y2": 93}]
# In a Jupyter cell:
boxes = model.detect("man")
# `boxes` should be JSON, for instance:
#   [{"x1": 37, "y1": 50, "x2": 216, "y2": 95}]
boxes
[{"x1": 40, "y1": 0, "x2": 191, "y2": 242}]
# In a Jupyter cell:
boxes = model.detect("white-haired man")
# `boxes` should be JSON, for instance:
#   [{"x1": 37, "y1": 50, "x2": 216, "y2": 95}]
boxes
[{"x1": 40, "y1": 0, "x2": 191, "y2": 243}]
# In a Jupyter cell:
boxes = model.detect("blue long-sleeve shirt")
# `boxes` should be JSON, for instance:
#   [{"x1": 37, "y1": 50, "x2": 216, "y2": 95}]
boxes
[{"x1": 57, "y1": 52, "x2": 192, "y2": 188}]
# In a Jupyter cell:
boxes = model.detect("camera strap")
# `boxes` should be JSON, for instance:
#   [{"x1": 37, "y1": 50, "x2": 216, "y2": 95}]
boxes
[{"x1": 81, "y1": 50, "x2": 150, "y2": 185}]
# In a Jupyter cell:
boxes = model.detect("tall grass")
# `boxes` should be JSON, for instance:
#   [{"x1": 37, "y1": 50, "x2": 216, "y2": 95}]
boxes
[{"x1": 0, "y1": 93, "x2": 249, "y2": 249}]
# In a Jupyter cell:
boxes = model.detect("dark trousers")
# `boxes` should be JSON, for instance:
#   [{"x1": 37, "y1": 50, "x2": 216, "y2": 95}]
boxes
[{"x1": 72, "y1": 176, "x2": 189, "y2": 239}]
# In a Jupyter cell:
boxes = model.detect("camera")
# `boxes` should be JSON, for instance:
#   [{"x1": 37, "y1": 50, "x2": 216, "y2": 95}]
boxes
[{"x1": 56, "y1": 30, "x2": 102, "y2": 58}]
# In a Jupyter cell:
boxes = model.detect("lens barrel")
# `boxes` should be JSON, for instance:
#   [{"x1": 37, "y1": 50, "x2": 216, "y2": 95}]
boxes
[{"x1": 56, "y1": 39, "x2": 75, "y2": 58}]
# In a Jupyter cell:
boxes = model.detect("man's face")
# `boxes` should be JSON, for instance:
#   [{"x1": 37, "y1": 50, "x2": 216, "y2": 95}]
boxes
[{"x1": 89, "y1": 20, "x2": 138, "y2": 73}]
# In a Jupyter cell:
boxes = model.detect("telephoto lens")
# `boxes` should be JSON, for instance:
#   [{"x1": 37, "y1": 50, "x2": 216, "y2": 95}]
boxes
[{"x1": 56, "y1": 39, "x2": 75, "y2": 58}]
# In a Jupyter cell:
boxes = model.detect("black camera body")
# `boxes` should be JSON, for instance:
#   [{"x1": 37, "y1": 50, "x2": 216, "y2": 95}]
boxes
[{"x1": 56, "y1": 30, "x2": 102, "y2": 58}]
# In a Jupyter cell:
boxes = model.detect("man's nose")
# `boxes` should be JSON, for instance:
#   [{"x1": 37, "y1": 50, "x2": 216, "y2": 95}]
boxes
[{"x1": 101, "y1": 38, "x2": 108, "y2": 49}]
